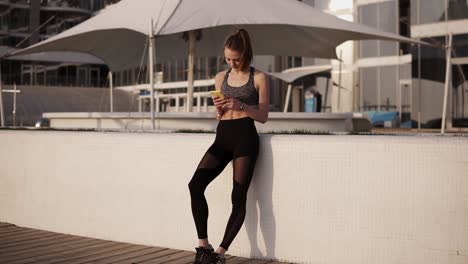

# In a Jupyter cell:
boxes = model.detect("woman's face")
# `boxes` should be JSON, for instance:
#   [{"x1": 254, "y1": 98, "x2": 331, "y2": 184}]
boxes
[{"x1": 224, "y1": 47, "x2": 241, "y2": 70}]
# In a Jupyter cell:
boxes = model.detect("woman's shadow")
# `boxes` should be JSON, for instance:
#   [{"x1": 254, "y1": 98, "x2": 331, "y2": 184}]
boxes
[{"x1": 245, "y1": 134, "x2": 276, "y2": 259}]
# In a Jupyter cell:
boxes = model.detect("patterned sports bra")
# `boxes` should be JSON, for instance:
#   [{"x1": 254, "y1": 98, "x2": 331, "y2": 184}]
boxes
[{"x1": 221, "y1": 67, "x2": 259, "y2": 105}]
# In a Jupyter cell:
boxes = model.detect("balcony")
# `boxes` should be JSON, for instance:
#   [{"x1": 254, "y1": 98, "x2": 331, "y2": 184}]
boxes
[
  {"x1": 0, "y1": 0, "x2": 10, "y2": 7},
  {"x1": 41, "y1": 0, "x2": 92, "y2": 15}
]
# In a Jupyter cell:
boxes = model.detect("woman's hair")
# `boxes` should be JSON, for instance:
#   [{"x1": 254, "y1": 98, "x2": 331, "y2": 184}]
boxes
[{"x1": 224, "y1": 29, "x2": 253, "y2": 72}]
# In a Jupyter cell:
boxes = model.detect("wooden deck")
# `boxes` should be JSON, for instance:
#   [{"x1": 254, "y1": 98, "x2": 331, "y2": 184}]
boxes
[{"x1": 0, "y1": 222, "x2": 287, "y2": 264}]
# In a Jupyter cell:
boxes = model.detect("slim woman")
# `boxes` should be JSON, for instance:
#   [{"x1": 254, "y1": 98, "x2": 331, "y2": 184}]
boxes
[{"x1": 188, "y1": 29, "x2": 269, "y2": 264}]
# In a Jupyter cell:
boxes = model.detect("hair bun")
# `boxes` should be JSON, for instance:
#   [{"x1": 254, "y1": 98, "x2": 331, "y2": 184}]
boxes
[{"x1": 237, "y1": 29, "x2": 247, "y2": 35}]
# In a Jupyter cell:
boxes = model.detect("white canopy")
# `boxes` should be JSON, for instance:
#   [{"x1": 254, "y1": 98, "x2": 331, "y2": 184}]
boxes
[
  {"x1": 1, "y1": 46, "x2": 103, "y2": 64},
  {"x1": 10, "y1": 0, "x2": 422, "y2": 71},
  {"x1": 264, "y1": 65, "x2": 333, "y2": 84},
  {"x1": 263, "y1": 65, "x2": 334, "y2": 112},
  {"x1": 8, "y1": 52, "x2": 104, "y2": 64}
]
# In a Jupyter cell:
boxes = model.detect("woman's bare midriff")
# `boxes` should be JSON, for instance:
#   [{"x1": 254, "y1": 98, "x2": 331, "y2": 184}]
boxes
[{"x1": 220, "y1": 109, "x2": 250, "y2": 120}]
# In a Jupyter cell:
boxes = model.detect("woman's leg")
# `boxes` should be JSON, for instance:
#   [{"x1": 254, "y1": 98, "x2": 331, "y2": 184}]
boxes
[
  {"x1": 188, "y1": 146, "x2": 231, "y2": 245},
  {"x1": 218, "y1": 153, "x2": 258, "y2": 253}
]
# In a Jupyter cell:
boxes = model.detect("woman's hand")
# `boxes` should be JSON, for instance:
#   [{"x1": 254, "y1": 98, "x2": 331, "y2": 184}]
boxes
[
  {"x1": 212, "y1": 96, "x2": 226, "y2": 108},
  {"x1": 212, "y1": 96, "x2": 226, "y2": 116},
  {"x1": 222, "y1": 97, "x2": 244, "y2": 111}
]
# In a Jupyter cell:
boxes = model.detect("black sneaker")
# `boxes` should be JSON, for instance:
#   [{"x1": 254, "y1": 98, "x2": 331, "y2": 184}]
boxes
[
  {"x1": 193, "y1": 245, "x2": 214, "y2": 264},
  {"x1": 203, "y1": 252, "x2": 226, "y2": 264}
]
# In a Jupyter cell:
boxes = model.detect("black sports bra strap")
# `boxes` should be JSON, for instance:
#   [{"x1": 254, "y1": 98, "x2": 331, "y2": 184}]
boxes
[
  {"x1": 223, "y1": 68, "x2": 231, "y2": 83},
  {"x1": 249, "y1": 66, "x2": 254, "y2": 84}
]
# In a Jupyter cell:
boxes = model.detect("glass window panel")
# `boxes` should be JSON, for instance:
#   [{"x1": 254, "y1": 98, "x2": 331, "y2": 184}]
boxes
[
  {"x1": 413, "y1": 37, "x2": 446, "y2": 83},
  {"x1": 379, "y1": 1, "x2": 397, "y2": 33},
  {"x1": 302, "y1": 57, "x2": 315, "y2": 66},
  {"x1": 314, "y1": 58, "x2": 331, "y2": 65},
  {"x1": 328, "y1": 0, "x2": 353, "y2": 11},
  {"x1": 253, "y1": 55, "x2": 274, "y2": 72},
  {"x1": 380, "y1": 66, "x2": 398, "y2": 111},
  {"x1": 410, "y1": 0, "x2": 419, "y2": 25},
  {"x1": 359, "y1": 4, "x2": 378, "y2": 58},
  {"x1": 453, "y1": 34, "x2": 468, "y2": 58},
  {"x1": 360, "y1": 40, "x2": 379, "y2": 58},
  {"x1": 294, "y1": 56, "x2": 302, "y2": 67},
  {"x1": 418, "y1": 0, "x2": 445, "y2": 24},
  {"x1": 10, "y1": 9, "x2": 29, "y2": 29},
  {"x1": 0, "y1": 9, "x2": 7, "y2": 30},
  {"x1": 172, "y1": 61, "x2": 178, "y2": 81},
  {"x1": 400, "y1": 64, "x2": 412, "y2": 80},
  {"x1": 380, "y1": 40, "x2": 398, "y2": 56},
  {"x1": 452, "y1": 34, "x2": 468, "y2": 86},
  {"x1": 302, "y1": 0, "x2": 315, "y2": 7},
  {"x1": 313, "y1": 0, "x2": 330, "y2": 10},
  {"x1": 209, "y1": 57, "x2": 218, "y2": 77},
  {"x1": 287, "y1": 56, "x2": 293, "y2": 68},
  {"x1": 11, "y1": 0, "x2": 27, "y2": 4},
  {"x1": 379, "y1": 2, "x2": 398, "y2": 56},
  {"x1": 359, "y1": 4, "x2": 378, "y2": 28},
  {"x1": 448, "y1": 0, "x2": 468, "y2": 21},
  {"x1": 163, "y1": 62, "x2": 169, "y2": 82},
  {"x1": 360, "y1": 68, "x2": 378, "y2": 110}
]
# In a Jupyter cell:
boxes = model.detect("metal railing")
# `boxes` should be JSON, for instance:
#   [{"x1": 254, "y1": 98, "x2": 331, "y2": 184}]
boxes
[
  {"x1": 129, "y1": 79, "x2": 216, "y2": 113},
  {"x1": 138, "y1": 91, "x2": 213, "y2": 113}
]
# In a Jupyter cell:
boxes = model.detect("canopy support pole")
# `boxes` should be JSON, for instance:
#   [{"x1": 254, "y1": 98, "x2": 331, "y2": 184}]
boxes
[
  {"x1": 397, "y1": 49, "x2": 401, "y2": 123},
  {"x1": 324, "y1": 77, "x2": 329, "y2": 112},
  {"x1": 187, "y1": 31, "x2": 195, "y2": 112},
  {"x1": 109, "y1": 71, "x2": 113, "y2": 112},
  {"x1": 149, "y1": 20, "x2": 155, "y2": 129},
  {"x1": 417, "y1": 43, "x2": 422, "y2": 130},
  {"x1": 13, "y1": 83, "x2": 17, "y2": 126},
  {"x1": 337, "y1": 50, "x2": 342, "y2": 112},
  {"x1": 441, "y1": 32, "x2": 453, "y2": 134},
  {"x1": 283, "y1": 83, "x2": 292, "y2": 112},
  {"x1": 0, "y1": 64, "x2": 4, "y2": 127}
]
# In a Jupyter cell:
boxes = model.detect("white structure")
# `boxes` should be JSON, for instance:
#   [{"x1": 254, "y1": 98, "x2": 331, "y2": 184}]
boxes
[
  {"x1": 41, "y1": 112, "x2": 372, "y2": 133},
  {"x1": 11, "y1": 0, "x2": 418, "y2": 118},
  {"x1": 355, "y1": 0, "x2": 468, "y2": 128},
  {"x1": 1, "y1": 130, "x2": 467, "y2": 264},
  {"x1": 409, "y1": 0, "x2": 468, "y2": 126}
]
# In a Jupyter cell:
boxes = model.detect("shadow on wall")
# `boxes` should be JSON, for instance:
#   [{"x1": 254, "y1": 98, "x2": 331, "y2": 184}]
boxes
[{"x1": 245, "y1": 135, "x2": 276, "y2": 259}]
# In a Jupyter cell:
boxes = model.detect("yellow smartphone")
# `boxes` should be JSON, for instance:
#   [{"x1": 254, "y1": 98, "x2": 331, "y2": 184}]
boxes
[{"x1": 210, "y1": 90, "x2": 224, "y2": 99}]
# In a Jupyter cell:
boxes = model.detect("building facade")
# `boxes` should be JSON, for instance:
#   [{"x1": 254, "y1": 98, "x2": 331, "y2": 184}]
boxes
[
  {"x1": 2, "y1": 0, "x2": 467, "y2": 126},
  {"x1": 357, "y1": 0, "x2": 468, "y2": 126},
  {"x1": 356, "y1": 0, "x2": 412, "y2": 126},
  {"x1": 410, "y1": 0, "x2": 468, "y2": 125},
  {"x1": 0, "y1": 0, "x2": 113, "y2": 87}
]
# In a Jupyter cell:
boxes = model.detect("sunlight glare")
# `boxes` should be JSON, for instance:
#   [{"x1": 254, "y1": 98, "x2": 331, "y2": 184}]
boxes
[{"x1": 328, "y1": 0, "x2": 353, "y2": 12}]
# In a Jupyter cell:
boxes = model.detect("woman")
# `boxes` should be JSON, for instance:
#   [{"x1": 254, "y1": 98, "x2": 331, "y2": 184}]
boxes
[{"x1": 188, "y1": 29, "x2": 269, "y2": 264}]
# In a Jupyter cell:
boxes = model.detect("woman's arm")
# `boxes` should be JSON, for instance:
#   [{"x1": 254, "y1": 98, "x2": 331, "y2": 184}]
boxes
[
  {"x1": 244, "y1": 71, "x2": 269, "y2": 123},
  {"x1": 212, "y1": 71, "x2": 227, "y2": 120}
]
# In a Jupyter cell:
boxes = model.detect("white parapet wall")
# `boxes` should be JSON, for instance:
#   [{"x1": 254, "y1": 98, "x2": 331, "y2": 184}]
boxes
[
  {"x1": 0, "y1": 130, "x2": 467, "y2": 264},
  {"x1": 42, "y1": 112, "x2": 372, "y2": 133}
]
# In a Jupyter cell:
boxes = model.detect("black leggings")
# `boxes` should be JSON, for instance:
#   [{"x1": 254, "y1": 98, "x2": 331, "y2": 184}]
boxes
[{"x1": 188, "y1": 117, "x2": 259, "y2": 250}]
